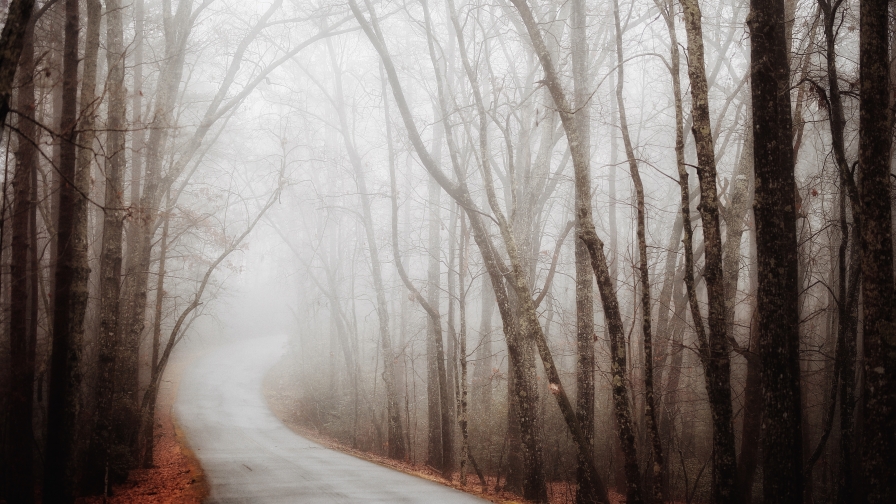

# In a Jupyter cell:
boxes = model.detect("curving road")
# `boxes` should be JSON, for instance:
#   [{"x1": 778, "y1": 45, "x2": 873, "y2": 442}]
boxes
[{"x1": 175, "y1": 334, "x2": 486, "y2": 503}]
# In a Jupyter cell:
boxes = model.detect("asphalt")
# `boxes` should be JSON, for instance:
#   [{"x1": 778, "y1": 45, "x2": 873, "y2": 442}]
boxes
[{"x1": 175, "y1": 334, "x2": 487, "y2": 503}]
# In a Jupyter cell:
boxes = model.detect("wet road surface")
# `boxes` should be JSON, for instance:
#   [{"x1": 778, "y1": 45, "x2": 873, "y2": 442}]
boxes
[{"x1": 175, "y1": 334, "x2": 486, "y2": 503}]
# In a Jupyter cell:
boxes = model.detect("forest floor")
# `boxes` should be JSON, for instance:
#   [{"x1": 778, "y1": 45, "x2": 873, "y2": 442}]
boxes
[
  {"x1": 263, "y1": 362, "x2": 625, "y2": 504},
  {"x1": 76, "y1": 354, "x2": 208, "y2": 504}
]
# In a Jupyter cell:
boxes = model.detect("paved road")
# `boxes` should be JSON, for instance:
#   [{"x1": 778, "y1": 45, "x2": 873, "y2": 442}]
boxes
[{"x1": 176, "y1": 334, "x2": 486, "y2": 503}]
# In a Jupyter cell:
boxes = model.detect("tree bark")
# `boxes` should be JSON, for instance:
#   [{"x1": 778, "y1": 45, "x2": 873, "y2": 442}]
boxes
[
  {"x1": 655, "y1": 6, "x2": 690, "y2": 483},
  {"x1": 816, "y1": 3, "x2": 861, "y2": 501},
  {"x1": 837, "y1": 201, "x2": 859, "y2": 504},
  {"x1": 456, "y1": 213, "x2": 476, "y2": 486},
  {"x1": 747, "y1": 0, "x2": 805, "y2": 502},
  {"x1": 44, "y1": 0, "x2": 84, "y2": 500},
  {"x1": 571, "y1": 1, "x2": 597, "y2": 502},
  {"x1": 858, "y1": 0, "x2": 895, "y2": 501},
  {"x1": 612, "y1": 2, "x2": 663, "y2": 500},
  {"x1": 736, "y1": 230, "x2": 762, "y2": 504},
  {"x1": 8, "y1": 10, "x2": 37, "y2": 502},
  {"x1": 141, "y1": 192, "x2": 170, "y2": 469},
  {"x1": 722, "y1": 129, "x2": 754, "y2": 338},
  {"x1": 680, "y1": 1, "x2": 741, "y2": 501},
  {"x1": 86, "y1": 0, "x2": 128, "y2": 489}
]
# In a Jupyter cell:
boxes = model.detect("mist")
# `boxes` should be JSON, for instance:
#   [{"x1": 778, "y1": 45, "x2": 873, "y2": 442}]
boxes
[{"x1": 1, "y1": 0, "x2": 894, "y2": 503}]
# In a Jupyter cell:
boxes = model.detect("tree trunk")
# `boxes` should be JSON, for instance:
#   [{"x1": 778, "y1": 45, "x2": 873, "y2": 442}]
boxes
[
  {"x1": 837, "y1": 201, "x2": 859, "y2": 504},
  {"x1": 680, "y1": 1, "x2": 741, "y2": 501},
  {"x1": 736, "y1": 232, "x2": 762, "y2": 504},
  {"x1": 130, "y1": 0, "x2": 145, "y2": 213},
  {"x1": 8, "y1": 11, "x2": 36, "y2": 502},
  {"x1": 86, "y1": 0, "x2": 128, "y2": 489},
  {"x1": 473, "y1": 275, "x2": 495, "y2": 413},
  {"x1": 141, "y1": 193, "x2": 170, "y2": 469},
  {"x1": 858, "y1": 1, "x2": 895, "y2": 501},
  {"x1": 458, "y1": 213, "x2": 472, "y2": 486},
  {"x1": 336, "y1": 63, "x2": 405, "y2": 461},
  {"x1": 747, "y1": 0, "x2": 805, "y2": 502},
  {"x1": 656, "y1": 6, "x2": 689, "y2": 485},
  {"x1": 426, "y1": 175, "x2": 445, "y2": 471},
  {"x1": 612, "y1": 2, "x2": 663, "y2": 499},
  {"x1": 816, "y1": 3, "x2": 861, "y2": 501},
  {"x1": 571, "y1": 1, "x2": 597, "y2": 502},
  {"x1": 722, "y1": 129, "x2": 754, "y2": 337},
  {"x1": 44, "y1": 1, "x2": 84, "y2": 500},
  {"x1": 71, "y1": 2, "x2": 100, "y2": 487}
]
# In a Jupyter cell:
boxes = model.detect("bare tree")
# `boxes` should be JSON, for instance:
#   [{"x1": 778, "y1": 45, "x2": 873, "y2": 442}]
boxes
[
  {"x1": 86, "y1": 0, "x2": 127, "y2": 489},
  {"x1": 679, "y1": 1, "x2": 741, "y2": 501},
  {"x1": 570, "y1": 1, "x2": 598, "y2": 502},
  {"x1": 7, "y1": 5, "x2": 37, "y2": 500},
  {"x1": 44, "y1": 0, "x2": 84, "y2": 499},
  {"x1": 612, "y1": 1, "x2": 663, "y2": 499},
  {"x1": 858, "y1": 0, "x2": 895, "y2": 501},
  {"x1": 325, "y1": 38, "x2": 408, "y2": 461},
  {"x1": 747, "y1": 0, "x2": 805, "y2": 502}
]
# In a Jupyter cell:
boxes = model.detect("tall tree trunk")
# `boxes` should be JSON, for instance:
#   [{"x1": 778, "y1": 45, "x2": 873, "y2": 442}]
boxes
[
  {"x1": 141, "y1": 193, "x2": 170, "y2": 469},
  {"x1": 722, "y1": 130, "x2": 754, "y2": 337},
  {"x1": 747, "y1": 0, "x2": 805, "y2": 502},
  {"x1": 722, "y1": 129, "x2": 763, "y2": 504},
  {"x1": 8, "y1": 11, "x2": 36, "y2": 502},
  {"x1": 69, "y1": 2, "x2": 100, "y2": 486},
  {"x1": 86, "y1": 0, "x2": 127, "y2": 490},
  {"x1": 44, "y1": 0, "x2": 84, "y2": 500},
  {"x1": 737, "y1": 229, "x2": 762, "y2": 504},
  {"x1": 612, "y1": 2, "x2": 663, "y2": 500},
  {"x1": 816, "y1": 3, "x2": 861, "y2": 501},
  {"x1": 837, "y1": 200, "x2": 859, "y2": 504},
  {"x1": 656, "y1": 5, "x2": 689, "y2": 483},
  {"x1": 387, "y1": 131, "x2": 453, "y2": 474},
  {"x1": 368, "y1": 60, "x2": 409, "y2": 462},
  {"x1": 858, "y1": 1, "x2": 895, "y2": 501},
  {"x1": 473, "y1": 275, "x2": 495, "y2": 412},
  {"x1": 571, "y1": 1, "x2": 597, "y2": 502},
  {"x1": 680, "y1": 1, "x2": 740, "y2": 501},
  {"x1": 426, "y1": 176, "x2": 445, "y2": 471},
  {"x1": 419, "y1": 2, "x2": 463, "y2": 474},
  {"x1": 458, "y1": 213, "x2": 472, "y2": 486}
]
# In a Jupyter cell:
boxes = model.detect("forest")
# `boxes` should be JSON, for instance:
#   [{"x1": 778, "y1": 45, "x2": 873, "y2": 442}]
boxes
[{"x1": 0, "y1": 0, "x2": 894, "y2": 503}]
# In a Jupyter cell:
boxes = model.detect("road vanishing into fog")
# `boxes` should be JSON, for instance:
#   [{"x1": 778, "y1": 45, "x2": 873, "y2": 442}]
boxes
[{"x1": 176, "y1": 334, "x2": 486, "y2": 503}]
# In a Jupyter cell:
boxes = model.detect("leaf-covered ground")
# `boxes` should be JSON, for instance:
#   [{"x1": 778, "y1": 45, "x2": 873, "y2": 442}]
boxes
[{"x1": 77, "y1": 357, "x2": 208, "y2": 504}]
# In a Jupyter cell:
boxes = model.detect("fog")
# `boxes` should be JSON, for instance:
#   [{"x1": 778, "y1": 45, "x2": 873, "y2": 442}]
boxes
[{"x1": 1, "y1": 0, "x2": 894, "y2": 503}]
